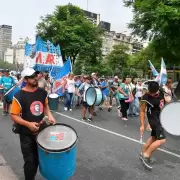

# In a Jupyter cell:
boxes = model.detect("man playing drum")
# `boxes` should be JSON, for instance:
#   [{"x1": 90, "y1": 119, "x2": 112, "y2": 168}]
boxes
[
  {"x1": 78, "y1": 76, "x2": 94, "y2": 122},
  {"x1": 10, "y1": 68, "x2": 56, "y2": 180},
  {"x1": 0, "y1": 69, "x2": 16, "y2": 116},
  {"x1": 139, "y1": 81, "x2": 166, "y2": 170}
]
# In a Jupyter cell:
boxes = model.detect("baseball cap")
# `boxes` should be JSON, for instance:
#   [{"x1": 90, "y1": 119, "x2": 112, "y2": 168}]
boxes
[
  {"x1": 4, "y1": 69, "x2": 9, "y2": 72},
  {"x1": 91, "y1": 72, "x2": 96, "y2": 76},
  {"x1": 21, "y1": 68, "x2": 39, "y2": 78},
  {"x1": 114, "y1": 76, "x2": 118, "y2": 79}
]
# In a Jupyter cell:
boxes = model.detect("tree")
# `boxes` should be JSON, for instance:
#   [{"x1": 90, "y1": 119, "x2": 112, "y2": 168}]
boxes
[
  {"x1": 36, "y1": 4, "x2": 103, "y2": 65},
  {"x1": 124, "y1": 0, "x2": 180, "y2": 64},
  {"x1": 106, "y1": 44, "x2": 130, "y2": 76},
  {"x1": 0, "y1": 60, "x2": 15, "y2": 70}
]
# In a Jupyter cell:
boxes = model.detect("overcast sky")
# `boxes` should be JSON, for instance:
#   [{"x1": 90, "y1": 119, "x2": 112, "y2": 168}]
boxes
[{"x1": 0, "y1": 0, "x2": 133, "y2": 44}]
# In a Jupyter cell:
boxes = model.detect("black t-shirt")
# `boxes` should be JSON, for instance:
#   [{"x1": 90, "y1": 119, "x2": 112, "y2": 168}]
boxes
[
  {"x1": 13, "y1": 88, "x2": 47, "y2": 135},
  {"x1": 141, "y1": 92, "x2": 164, "y2": 129}
]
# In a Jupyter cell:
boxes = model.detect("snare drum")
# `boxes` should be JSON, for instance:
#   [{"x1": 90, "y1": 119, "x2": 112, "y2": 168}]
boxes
[
  {"x1": 37, "y1": 123, "x2": 78, "y2": 180},
  {"x1": 160, "y1": 101, "x2": 180, "y2": 136},
  {"x1": 4, "y1": 85, "x2": 20, "y2": 103},
  {"x1": 85, "y1": 87, "x2": 103, "y2": 106}
]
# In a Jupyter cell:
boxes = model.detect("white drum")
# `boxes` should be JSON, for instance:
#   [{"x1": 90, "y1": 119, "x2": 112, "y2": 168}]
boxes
[
  {"x1": 160, "y1": 101, "x2": 180, "y2": 136},
  {"x1": 85, "y1": 87, "x2": 103, "y2": 106}
]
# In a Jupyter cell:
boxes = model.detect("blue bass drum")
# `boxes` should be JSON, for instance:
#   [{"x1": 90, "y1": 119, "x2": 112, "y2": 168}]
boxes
[
  {"x1": 85, "y1": 87, "x2": 103, "y2": 106},
  {"x1": 4, "y1": 85, "x2": 20, "y2": 103},
  {"x1": 37, "y1": 123, "x2": 78, "y2": 180}
]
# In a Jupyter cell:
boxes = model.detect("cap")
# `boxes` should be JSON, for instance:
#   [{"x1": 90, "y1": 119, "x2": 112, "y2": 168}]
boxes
[
  {"x1": 114, "y1": 76, "x2": 118, "y2": 79},
  {"x1": 91, "y1": 72, "x2": 96, "y2": 76},
  {"x1": 4, "y1": 69, "x2": 9, "y2": 72},
  {"x1": 21, "y1": 68, "x2": 39, "y2": 78}
]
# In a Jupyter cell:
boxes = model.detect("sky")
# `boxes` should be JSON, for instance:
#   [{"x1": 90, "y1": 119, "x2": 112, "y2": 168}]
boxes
[{"x1": 0, "y1": 0, "x2": 133, "y2": 44}]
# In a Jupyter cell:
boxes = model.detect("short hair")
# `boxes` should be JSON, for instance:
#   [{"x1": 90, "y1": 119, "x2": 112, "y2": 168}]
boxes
[{"x1": 148, "y1": 81, "x2": 159, "y2": 94}]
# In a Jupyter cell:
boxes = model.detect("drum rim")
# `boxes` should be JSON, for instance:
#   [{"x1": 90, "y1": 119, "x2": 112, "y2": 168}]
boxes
[
  {"x1": 4, "y1": 85, "x2": 17, "y2": 96},
  {"x1": 48, "y1": 93, "x2": 59, "y2": 98},
  {"x1": 160, "y1": 101, "x2": 180, "y2": 136},
  {"x1": 36, "y1": 123, "x2": 78, "y2": 152},
  {"x1": 85, "y1": 87, "x2": 103, "y2": 106}
]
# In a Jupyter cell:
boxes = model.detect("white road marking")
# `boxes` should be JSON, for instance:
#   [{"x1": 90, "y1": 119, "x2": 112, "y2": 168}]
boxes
[{"x1": 55, "y1": 111, "x2": 180, "y2": 158}]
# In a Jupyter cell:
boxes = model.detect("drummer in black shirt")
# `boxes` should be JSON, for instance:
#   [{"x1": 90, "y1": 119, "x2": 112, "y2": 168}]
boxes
[
  {"x1": 139, "y1": 81, "x2": 166, "y2": 170},
  {"x1": 10, "y1": 68, "x2": 56, "y2": 180}
]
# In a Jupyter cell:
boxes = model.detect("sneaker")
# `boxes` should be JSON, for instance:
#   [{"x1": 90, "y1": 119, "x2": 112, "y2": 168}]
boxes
[
  {"x1": 69, "y1": 109, "x2": 72, "y2": 111},
  {"x1": 64, "y1": 107, "x2": 68, "y2": 111},
  {"x1": 87, "y1": 117, "x2": 94, "y2": 123},
  {"x1": 93, "y1": 112, "x2": 97, "y2": 116},
  {"x1": 139, "y1": 155, "x2": 153, "y2": 170},
  {"x1": 2, "y1": 111, "x2": 7, "y2": 116},
  {"x1": 122, "y1": 118, "x2": 128, "y2": 121},
  {"x1": 99, "y1": 107, "x2": 103, "y2": 111},
  {"x1": 108, "y1": 107, "x2": 112, "y2": 112},
  {"x1": 81, "y1": 117, "x2": 87, "y2": 121},
  {"x1": 139, "y1": 153, "x2": 156, "y2": 164}
]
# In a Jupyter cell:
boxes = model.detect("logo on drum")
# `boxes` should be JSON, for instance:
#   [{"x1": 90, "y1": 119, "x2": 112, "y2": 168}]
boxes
[
  {"x1": 30, "y1": 101, "x2": 44, "y2": 116},
  {"x1": 50, "y1": 132, "x2": 65, "y2": 141}
]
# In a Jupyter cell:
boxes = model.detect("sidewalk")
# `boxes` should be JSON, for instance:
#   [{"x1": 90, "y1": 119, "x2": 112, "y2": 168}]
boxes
[{"x1": 0, "y1": 154, "x2": 18, "y2": 180}]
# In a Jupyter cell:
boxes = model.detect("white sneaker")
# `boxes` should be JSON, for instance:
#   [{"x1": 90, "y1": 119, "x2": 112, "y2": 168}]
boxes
[
  {"x1": 64, "y1": 107, "x2": 68, "y2": 111},
  {"x1": 122, "y1": 118, "x2": 128, "y2": 121},
  {"x1": 69, "y1": 109, "x2": 72, "y2": 111}
]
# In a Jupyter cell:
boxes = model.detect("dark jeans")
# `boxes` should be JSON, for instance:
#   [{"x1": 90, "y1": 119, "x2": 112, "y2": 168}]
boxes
[
  {"x1": 65, "y1": 91, "x2": 73, "y2": 109},
  {"x1": 20, "y1": 134, "x2": 38, "y2": 180},
  {"x1": 120, "y1": 100, "x2": 129, "y2": 118}
]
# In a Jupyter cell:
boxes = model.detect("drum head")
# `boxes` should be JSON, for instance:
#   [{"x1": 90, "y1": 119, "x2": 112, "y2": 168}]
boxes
[
  {"x1": 160, "y1": 102, "x2": 180, "y2": 136},
  {"x1": 37, "y1": 123, "x2": 77, "y2": 152},
  {"x1": 86, "y1": 87, "x2": 96, "y2": 106},
  {"x1": 49, "y1": 93, "x2": 59, "y2": 98}
]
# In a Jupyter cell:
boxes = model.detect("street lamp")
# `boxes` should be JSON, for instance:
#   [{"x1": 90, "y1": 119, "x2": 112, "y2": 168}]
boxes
[{"x1": 87, "y1": 0, "x2": 89, "y2": 10}]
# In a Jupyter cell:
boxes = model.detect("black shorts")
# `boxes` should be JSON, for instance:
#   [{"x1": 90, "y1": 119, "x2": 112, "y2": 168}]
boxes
[
  {"x1": 151, "y1": 128, "x2": 166, "y2": 140},
  {"x1": 83, "y1": 101, "x2": 90, "y2": 108}
]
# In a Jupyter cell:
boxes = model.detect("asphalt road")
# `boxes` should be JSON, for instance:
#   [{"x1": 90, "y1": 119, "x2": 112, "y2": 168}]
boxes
[{"x1": 0, "y1": 104, "x2": 180, "y2": 180}]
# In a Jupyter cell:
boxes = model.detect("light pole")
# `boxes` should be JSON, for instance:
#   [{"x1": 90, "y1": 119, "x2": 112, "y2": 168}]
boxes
[{"x1": 87, "y1": 0, "x2": 89, "y2": 10}]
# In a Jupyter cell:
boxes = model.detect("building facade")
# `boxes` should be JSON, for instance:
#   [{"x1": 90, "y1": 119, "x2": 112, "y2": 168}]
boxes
[
  {"x1": 0, "y1": 25, "x2": 12, "y2": 60},
  {"x1": 4, "y1": 37, "x2": 26, "y2": 65},
  {"x1": 83, "y1": 10, "x2": 100, "y2": 25},
  {"x1": 102, "y1": 31, "x2": 143, "y2": 56},
  {"x1": 4, "y1": 48, "x2": 14, "y2": 64}
]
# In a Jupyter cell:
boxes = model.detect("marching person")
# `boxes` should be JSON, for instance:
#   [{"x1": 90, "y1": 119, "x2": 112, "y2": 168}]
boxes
[
  {"x1": 163, "y1": 77, "x2": 173, "y2": 103},
  {"x1": 139, "y1": 81, "x2": 166, "y2": 170},
  {"x1": 0, "y1": 69, "x2": 16, "y2": 116},
  {"x1": 78, "y1": 76, "x2": 94, "y2": 122},
  {"x1": 10, "y1": 67, "x2": 56, "y2": 180}
]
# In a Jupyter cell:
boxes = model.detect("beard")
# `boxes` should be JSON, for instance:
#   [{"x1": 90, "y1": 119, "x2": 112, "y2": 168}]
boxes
[{"x1": 29, "y1": 79, "x2": 38, "y2": 87}]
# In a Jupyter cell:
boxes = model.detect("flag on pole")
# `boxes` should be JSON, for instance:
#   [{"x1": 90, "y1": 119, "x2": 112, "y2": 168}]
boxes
[
  {"x1": 159, "y1": 58, "x2": 167, "y2": 85},
  {"x1": 148, "y1": 60, "x2": 159, "y2": 77}
]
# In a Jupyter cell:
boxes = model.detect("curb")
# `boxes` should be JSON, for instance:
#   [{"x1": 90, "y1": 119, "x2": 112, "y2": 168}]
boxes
[{"x1": 0, "y1": 154, "x2": 18, "y2": 180}]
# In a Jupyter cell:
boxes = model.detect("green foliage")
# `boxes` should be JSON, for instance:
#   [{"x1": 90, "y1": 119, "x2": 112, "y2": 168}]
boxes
[
  {"x1": 124, "y1": 0, "x2": 180, "y2": 65},
  {"x1": 36, "y1": 4, "x2": 103, "y2": 65},
  {"x1": 0, "y1": 60, "x2": 15, "y2": 70},
  {"x1": 106, "y1": 44, "x2": 130, "y2": 76}
]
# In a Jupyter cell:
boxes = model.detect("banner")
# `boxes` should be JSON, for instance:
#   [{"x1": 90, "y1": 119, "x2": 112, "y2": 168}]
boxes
[
  {"x1": 51, "y1": 58, "x2": 72, "y2": 96},
  {"x1": 24, "y1": 36, "x2": 63, "y2": 72}
]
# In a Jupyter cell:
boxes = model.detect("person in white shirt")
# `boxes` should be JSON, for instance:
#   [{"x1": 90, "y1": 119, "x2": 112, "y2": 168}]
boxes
[
  {"x1": 64, "y1": 73, "x2": 75, "y2": 111},
  {"x1": 163, "y1": 78, "x2": 173, "y2": 103},
  {"x1": 135, "y1": 80, "x2": 143, "y2": 101}
]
